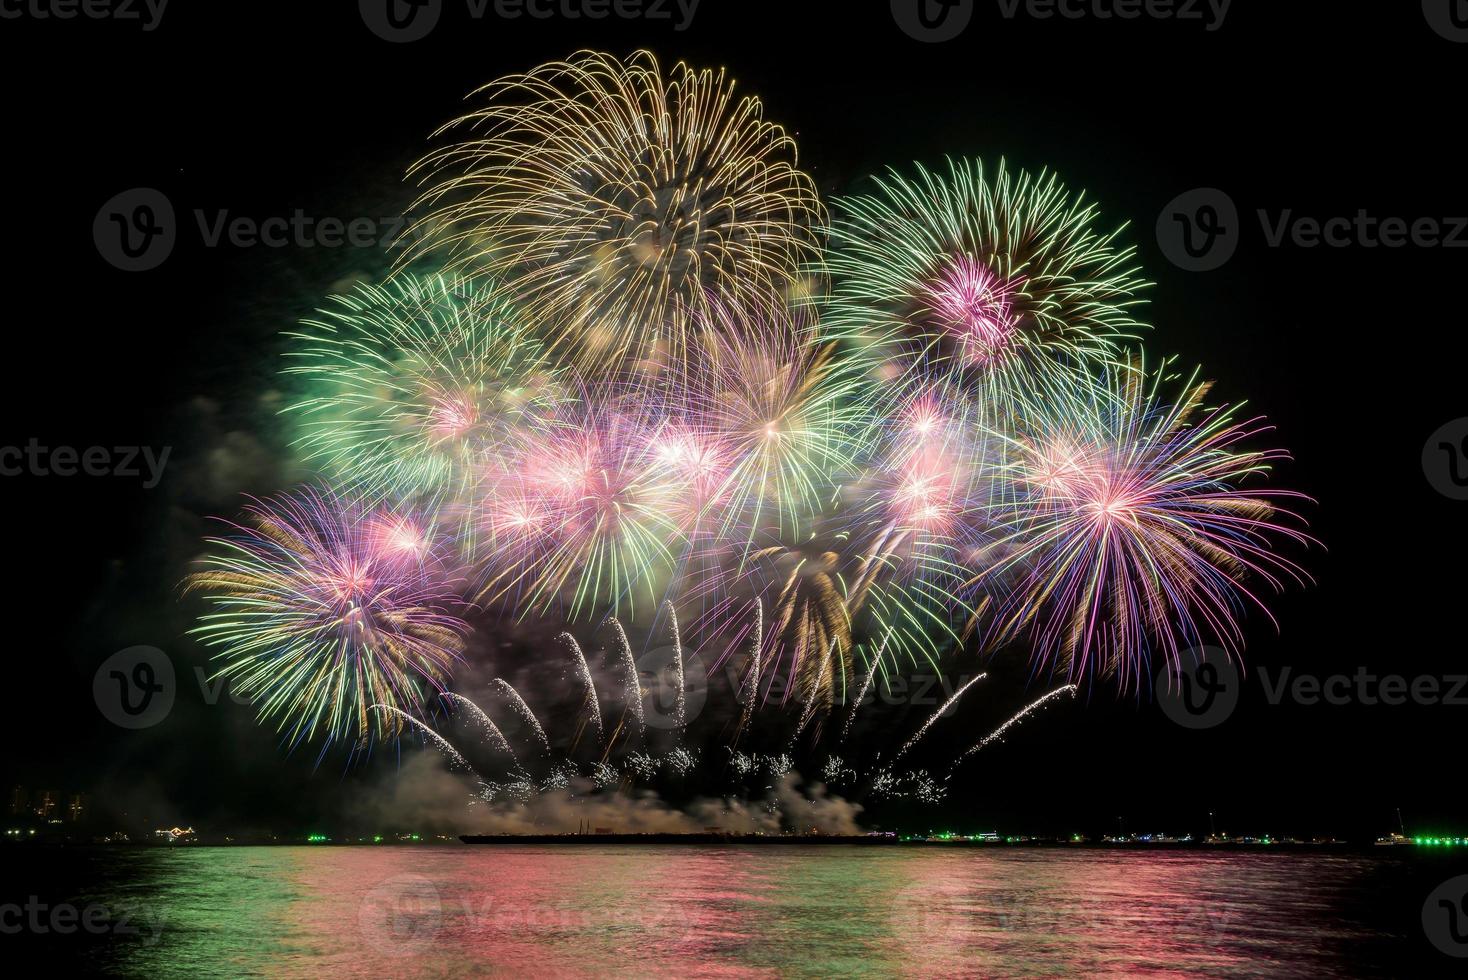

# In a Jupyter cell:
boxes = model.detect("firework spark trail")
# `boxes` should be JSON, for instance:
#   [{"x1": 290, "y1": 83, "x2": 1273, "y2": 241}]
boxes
[
  {"x1": 662, "y1": 601, "x2": 686, "y2": 731},
  {"x1": 840, "y1": 630, "x2": 892, "y2": 744},
  {"x1": 737, "y1": 599, "x2": 763, "y2": 739},
  {"x1": 605, "y1": 617, "x2": 645, "y2": 738},
  {"x1": 370, "y1": 704, "x2": 473, "y2": 772},
  {"x1": 440, "y1": 692, "x2": 516, "y2": 759},
  {"x1": 892, "y1": 672, "x2": 988, "y2": 762},
  {"x1": 793, "y1": 638, "x2": 837, "y2": 745},
  {"x1": 557, "y1": 632, "x2": 602, "y2": 742},
  {"x1": 488, "y1": 679, "x2": 551, "y2": 755},
  {"x1": 952, "y1": 685, "x2": 1079, "y2": 767}
]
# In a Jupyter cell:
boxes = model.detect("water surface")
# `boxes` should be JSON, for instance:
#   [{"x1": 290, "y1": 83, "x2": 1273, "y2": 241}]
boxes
[{"x1": 4, "y1": 845, "x2": 1448, "y2": 977}]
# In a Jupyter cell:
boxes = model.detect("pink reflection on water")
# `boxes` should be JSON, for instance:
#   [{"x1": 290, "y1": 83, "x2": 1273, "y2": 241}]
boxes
[{"x1": 256, "y1": 846, "x2": 1384, "y2": 978}]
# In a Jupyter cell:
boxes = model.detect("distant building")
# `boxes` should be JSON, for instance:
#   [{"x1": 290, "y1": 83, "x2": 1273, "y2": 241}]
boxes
[
  {"x1": 34, "y1": 790, "x2": 60, "y2": 820},
  {"x1": 7, "y1": 785, "x2": 26, "y2": 816},
  {"x1": 153, "y1": 826, "x2": 196, "y2": 842},
  {"x1": 68, "y1": 794, "x2": 88, "y2": 823}
]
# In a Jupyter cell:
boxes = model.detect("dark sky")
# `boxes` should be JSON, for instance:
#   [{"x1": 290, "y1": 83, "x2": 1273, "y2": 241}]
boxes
[{"x1": 2, "y1": 1, "x2": 1464, "y2": 841}]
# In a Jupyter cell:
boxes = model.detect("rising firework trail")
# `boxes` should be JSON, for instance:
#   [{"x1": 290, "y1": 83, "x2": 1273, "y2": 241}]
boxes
[
  {"x1": 370, "y1": 704, "x2": 474, "y2": 773},
  {"x1": 892, "y1": 672, "x2": 987, "y2": 763},
  {"x1": 952, "y1": 685, "x2": 1079, "y2": 767},
  {"x1": 441, "y1": 692, "x2": 516, "y2": 760},
  {"x1": 488, "y1": 679, "x2": 551, "y2": 756},
  {"x1": 557, "y1": 632, "x2": 603, "y2": 744}
]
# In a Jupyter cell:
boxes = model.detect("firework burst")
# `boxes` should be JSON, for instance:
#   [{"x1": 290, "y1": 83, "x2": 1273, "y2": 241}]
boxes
[
  {"x1": 475, "y1": 389, "x2": 684, "y2": 622},
  {"x1": 182, "y1": 53, "x2": 1318, "y2": 775},
  {"x1": 823, "y1": 158, "x2": 1149, "y2": 419},
  {"x1": 683, "y1": 309, "x2": 859, "y2": 547},
  {"x1": 840, "y1": 381, "x2": 996, "y2": 678},
  {"x1": 186, "y1": 487, "x2": 470, "y2": 749},
  {"x1": 973, "y1": 359, "x2": 1313, "y2": 688},
  {"x1": 398, "y1": 49, "x2": 824, "y2": 372},
  {"x1": 285, "y1": 274, "x2": 564, "y2": 499}
]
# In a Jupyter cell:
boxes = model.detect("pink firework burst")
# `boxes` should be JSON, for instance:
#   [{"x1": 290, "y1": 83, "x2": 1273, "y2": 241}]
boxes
[{"x1": 924, "y1": 256, "x2": 1021, "y2": 368}]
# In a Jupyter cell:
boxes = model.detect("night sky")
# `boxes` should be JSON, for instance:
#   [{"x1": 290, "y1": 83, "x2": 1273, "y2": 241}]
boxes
[{"x1": 3, "y1": 2, "x2": 1464, "y2": 841}]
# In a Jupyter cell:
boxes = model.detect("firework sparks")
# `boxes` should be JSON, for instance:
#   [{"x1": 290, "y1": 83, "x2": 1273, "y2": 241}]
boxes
[
  {"x1": 184, "y1": 54, "x2": 1315, "y2": 788},
  {"x1": 286, "y1": 274, "x2": 563, "y2": 499},
  {"x1": 476, "y1": 392, "x2": 683, "y2": 622},
  {"x1": 186, "y1": 485, "x2": 469, "y2": 748},
  {"x1": 399, "y1": 49, "x2": 823, "y2": 372},
  {"x1": 974, "y1": 359, "x2": 1313, "y2": 687},
  {"x1": 489, "y1": 679, "x2": 552, "y2": 756},
  {"x1": 823, "y1": 158, "x2": 1150, "y2": 417},
  {"x1": 952, "y1": 685, "x2": 1079, "y2": 765}
]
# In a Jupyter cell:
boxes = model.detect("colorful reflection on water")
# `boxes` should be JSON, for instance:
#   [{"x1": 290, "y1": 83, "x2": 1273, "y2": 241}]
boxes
[{"x1": 14, "y1": 846, "x2": 1431, "y2": 977}]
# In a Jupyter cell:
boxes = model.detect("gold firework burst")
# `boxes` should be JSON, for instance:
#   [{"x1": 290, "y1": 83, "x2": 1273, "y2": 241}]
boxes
[{"x1": 399, "y1": 50, "x2": 825, "y2": 373}]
